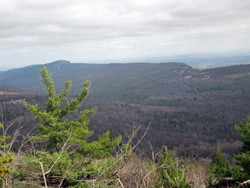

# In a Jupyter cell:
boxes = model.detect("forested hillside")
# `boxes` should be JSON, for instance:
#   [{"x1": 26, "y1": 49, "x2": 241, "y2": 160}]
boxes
[{"x1": 1, "y1": 61, "x2": 250, "y2": 159}]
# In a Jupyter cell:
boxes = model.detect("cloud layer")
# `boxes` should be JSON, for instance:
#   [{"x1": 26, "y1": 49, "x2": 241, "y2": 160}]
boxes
[{"x1": 0, "y1": 0, "x2": 250, "y2": 67}]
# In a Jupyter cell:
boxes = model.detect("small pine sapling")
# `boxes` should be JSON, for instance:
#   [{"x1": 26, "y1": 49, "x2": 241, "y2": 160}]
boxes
[
  {"x1": 0, "y1": 123, "x2": 13, "y2": 185},
  {"x1": 23, "y1": 65, "x2": 121, "y2": 156},
  {"x1": 208, "y1": 146, "x2": 231, "y2": 177},
  {"x1": 233, "y1": 116, "x2": 250, "y2": 181},
  {"x1": 157, "y1": 146, "x2": 192, "y2": 188}
]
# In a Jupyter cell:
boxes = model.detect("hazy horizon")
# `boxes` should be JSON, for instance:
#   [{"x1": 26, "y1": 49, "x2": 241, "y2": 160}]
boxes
[{"x1": 1, "y1": 52, "x2": 250, "y2": 71}]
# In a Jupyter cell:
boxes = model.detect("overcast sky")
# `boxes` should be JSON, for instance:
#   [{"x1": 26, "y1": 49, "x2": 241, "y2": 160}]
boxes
[{"x1": 0, "y1": 0, "x2": 250, "y2": 68}]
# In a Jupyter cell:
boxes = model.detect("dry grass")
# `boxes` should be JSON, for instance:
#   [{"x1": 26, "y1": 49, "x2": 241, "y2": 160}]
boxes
[
  {"x1": 118, "y1": 156, "x2": 159, "y2": 188},
  {"x1": 185, "y1": 162, "x2": 208, "y2": 188}
]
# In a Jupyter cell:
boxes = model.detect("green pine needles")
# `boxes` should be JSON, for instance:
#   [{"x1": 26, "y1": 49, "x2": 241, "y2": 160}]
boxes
[
  {"x1": 157, "y1": 146, "x2": 192, "y2": 188},
  {"x1": 233, "y1": 116, "x2": 250, "y2": 180},
  {"x1": 208, "y1": 146, "x2": 231, "y2": 178},
  {"x1": 0, "y1": 123, "x2": 13, "y2": 185},
  {"x1": 207, "y1": 117, "x2": 250, "y2": 186},
  {"x1": 23, "y1": 65, "x2": 121, "y2": 157}
]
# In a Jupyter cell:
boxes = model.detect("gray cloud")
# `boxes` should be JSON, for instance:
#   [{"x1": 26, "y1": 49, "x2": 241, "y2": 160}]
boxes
[{"x1": 0, "y1": 0, "x2": 250, "y2": 67}]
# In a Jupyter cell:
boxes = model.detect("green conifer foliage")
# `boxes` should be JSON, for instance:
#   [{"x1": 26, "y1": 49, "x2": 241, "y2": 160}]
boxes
[
  {"x1": 208, "y1": 146, "x2": 231, "y2": 177},
  {"x1": 0, "y1": 123, "x2": 13, "y2": 185},
  {"x1": 23, "y1": 65, "x2": 121, "y2": 157},
  {"x1": 233, "y1": 116, "x2": 250, "y2": 180},
  {"x1": 157, "y1": 146, "x2": 192, "y2": 188},
  {"x1": 83, "y1": 130, "x2": 122, "y2": 158}
]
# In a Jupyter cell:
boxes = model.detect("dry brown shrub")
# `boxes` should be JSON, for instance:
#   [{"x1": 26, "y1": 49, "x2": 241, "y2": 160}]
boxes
[
  {"x1": 118, "y1": 155, "x2": 159, "y2": 188},
  {"x1": 185, "y1": 161, "x2": 208, "y2": 188}
]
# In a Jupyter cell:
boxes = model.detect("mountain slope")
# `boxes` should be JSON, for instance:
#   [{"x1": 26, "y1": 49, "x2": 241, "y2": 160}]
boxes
[
  {"x1": 1, "y1": 60, "x2": 250, "y2": 103},
  {"x1": 2, "y1": 60, "x2": 250, "y2": 158},
  {"x1": 0, "y1": 61, "x2": 197, "y2": 99}
]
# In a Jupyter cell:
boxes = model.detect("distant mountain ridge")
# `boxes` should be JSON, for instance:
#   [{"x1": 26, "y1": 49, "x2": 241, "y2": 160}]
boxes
[
  {"x1": 0, "y1": 60, "x2": 193, "y2": 92},
  {"x1": 141, "y1": 54, "x2": 250, "y2": 69},
  {"x1": 0, "y1": 60, "x2": 250, "y2": 103}
]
